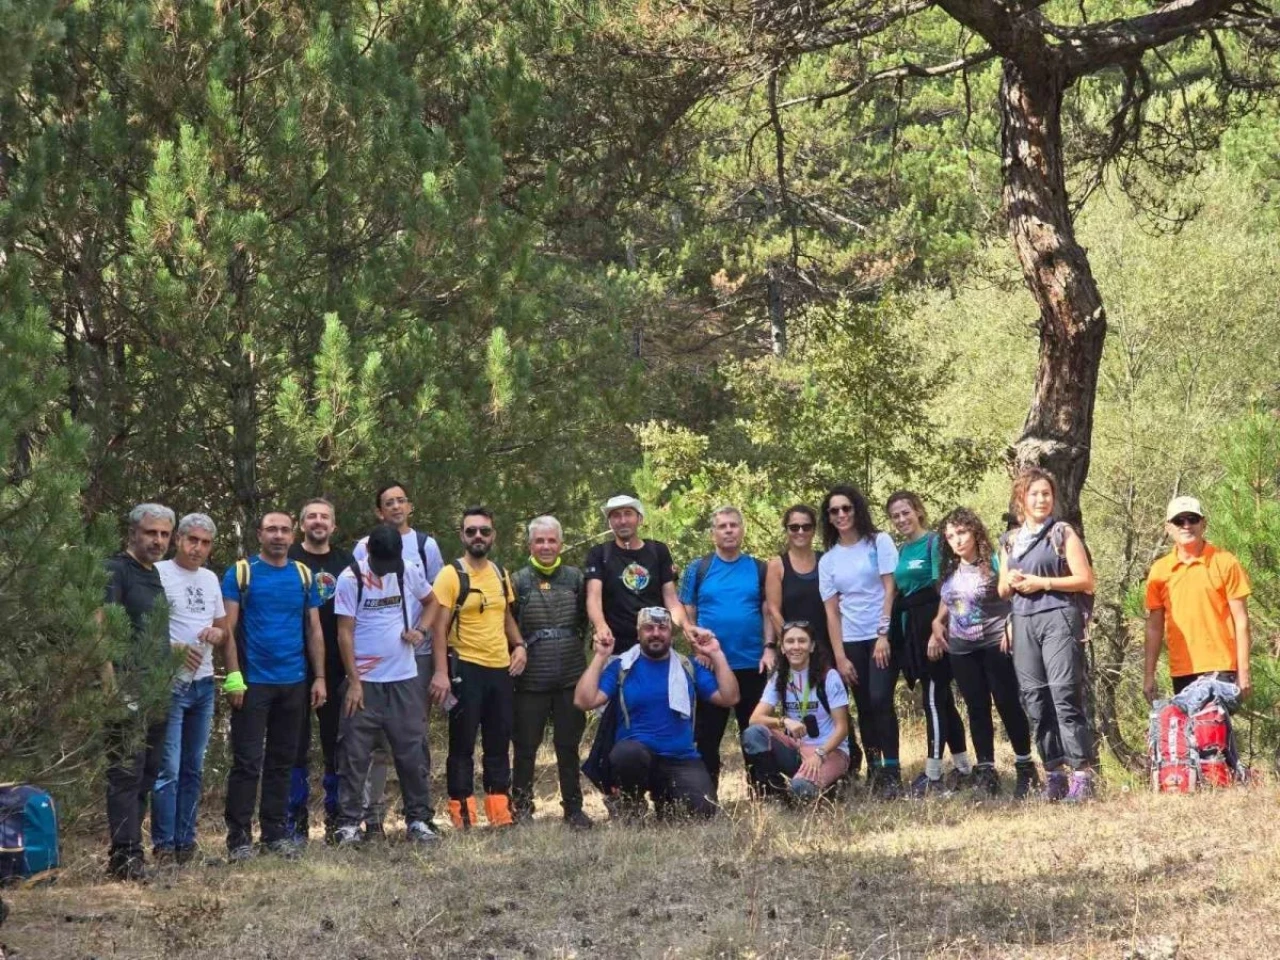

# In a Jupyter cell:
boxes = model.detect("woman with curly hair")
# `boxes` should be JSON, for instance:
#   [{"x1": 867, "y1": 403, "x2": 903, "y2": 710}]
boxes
[
  {"x1": 886, "y1": 490, "x2": 971, "y2": 798},
  {"x1": 741, "y1": 621, "x2": 850, "y2": 800},
  {"x1": 818, "y1": 484, "x2": 901, "y2": 797},
  {"x1": 998, "y1": 468, "x2": 1097, "y2": 802},
  {"x1": 931, "y1": 507, "x2": 1036, "y2": 798}
]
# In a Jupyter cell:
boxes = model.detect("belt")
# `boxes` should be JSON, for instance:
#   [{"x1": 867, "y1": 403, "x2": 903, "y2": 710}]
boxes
[{"x1": 525, "y1": 627, "x2": 577, "y2": 646}]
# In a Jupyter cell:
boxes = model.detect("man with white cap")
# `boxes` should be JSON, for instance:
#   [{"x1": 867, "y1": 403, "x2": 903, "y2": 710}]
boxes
[
  {"x1": 1143, "y1": 495, "x2": 1252, "y2": 702},
  {"x1": 584, "y1": 495, "x2": 700, "y2": 655}
]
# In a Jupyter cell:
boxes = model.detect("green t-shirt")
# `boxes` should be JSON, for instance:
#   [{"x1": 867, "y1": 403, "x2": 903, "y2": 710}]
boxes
[{"x1": 893, "y1": 533, "x2": 938, "y2": 597}]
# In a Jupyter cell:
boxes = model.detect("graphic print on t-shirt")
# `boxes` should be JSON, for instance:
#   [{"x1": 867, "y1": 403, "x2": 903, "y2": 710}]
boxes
[
  {"x1": 621, "y1": 562, "x2": 651, "y2": 593},
  {"x1": 184, "y1": 583, "x2": 209, "y2": 614},
  {"x1": 315, "y1": 570, "x2": 339, "y2": 604}
]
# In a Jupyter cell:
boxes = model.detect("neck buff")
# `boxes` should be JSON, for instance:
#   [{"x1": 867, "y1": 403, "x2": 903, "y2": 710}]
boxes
[{"x1": 529, "y1": 555, "x2": 562, "y2": 576}]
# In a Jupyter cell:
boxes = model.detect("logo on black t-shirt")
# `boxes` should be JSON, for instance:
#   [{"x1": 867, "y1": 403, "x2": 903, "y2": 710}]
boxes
[
  {"x1": 621, "y1": 563, "x2": 651, "y2": 593},
  {"x1": 315, "y1": 571, "x2": 338, "y2": 603}
]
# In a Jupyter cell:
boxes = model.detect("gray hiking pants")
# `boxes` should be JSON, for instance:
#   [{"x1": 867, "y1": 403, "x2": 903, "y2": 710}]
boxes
[
  {"x1": 362, "y1": 653, "x2": 433, "y2": 825},
  {"x1": 1011, "y1": 605, "x2": 1094, "y2": 771},
  {"x1": 338, "y1": 676, "x2": 432, "y2": 826}
]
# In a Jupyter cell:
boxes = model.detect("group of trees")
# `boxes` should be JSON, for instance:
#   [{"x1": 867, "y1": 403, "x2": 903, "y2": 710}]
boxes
[{"x1": 3, "y1": 0, "x2": 1278, "y2": 794}]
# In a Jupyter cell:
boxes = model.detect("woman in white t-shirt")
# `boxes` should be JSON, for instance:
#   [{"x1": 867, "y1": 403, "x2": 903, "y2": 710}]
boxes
[
  {"x1": 741, "y1": 622, "x2": 850, "y2": 800},
  {"x1": 817, "y1": 484, "x2": 901, "y2": 797}
]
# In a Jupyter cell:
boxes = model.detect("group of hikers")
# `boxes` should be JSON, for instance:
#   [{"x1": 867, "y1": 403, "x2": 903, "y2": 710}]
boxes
[{"x1": 99, "y1": 470, "x2": 1253, "y2": 881}]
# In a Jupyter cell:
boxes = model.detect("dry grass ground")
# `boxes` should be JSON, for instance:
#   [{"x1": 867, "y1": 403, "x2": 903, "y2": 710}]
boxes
[{"x1": 4, "y1": 742, "x2": 1280, "y2": 960}]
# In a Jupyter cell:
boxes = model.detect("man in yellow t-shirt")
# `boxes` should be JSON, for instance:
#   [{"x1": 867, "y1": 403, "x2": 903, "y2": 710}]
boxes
[
  {"x1": 429, "y1": 506, "x2": 526, "y2": 829},
  {"x1": 1143, "y1": 495, "x2": 1252, "y2": 702}
]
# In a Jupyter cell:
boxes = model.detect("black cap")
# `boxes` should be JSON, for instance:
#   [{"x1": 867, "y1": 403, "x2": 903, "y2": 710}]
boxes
[{"x1": 367, "y1": 523, "x2": 402, "y2": 577}]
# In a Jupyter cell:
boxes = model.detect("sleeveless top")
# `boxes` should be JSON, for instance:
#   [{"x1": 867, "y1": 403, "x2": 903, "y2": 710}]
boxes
[
  {"x1": 780, "y1": 551, "x2": 827, "y2": 647},
  {"x1": 1004, "y1": 520, "x2": 1074, "y2": 617}
]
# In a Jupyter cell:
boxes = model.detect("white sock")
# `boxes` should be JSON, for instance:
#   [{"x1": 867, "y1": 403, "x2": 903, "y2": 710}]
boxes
[
  {"x1": 952, "y1": 751, "x2": 972, "y2": 775},
  {"x1": 1014, "y1": 754, "x2": 1033, "y2": 765},
  {"x1": 925, "y1": 758, "x2": 943, "y2": 780}
]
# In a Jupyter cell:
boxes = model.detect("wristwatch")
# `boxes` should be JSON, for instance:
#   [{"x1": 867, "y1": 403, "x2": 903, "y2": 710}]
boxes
[{"x1": 815, "y1": 747, "x2": 827, "y2": 760}]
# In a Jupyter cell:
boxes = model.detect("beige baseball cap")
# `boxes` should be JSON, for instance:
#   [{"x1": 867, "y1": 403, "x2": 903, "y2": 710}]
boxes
[
  {"x1": 602, "y1": 494, "x2": 645, "y2": 520},
  {"x1": 1165, "y1": 495, "x2": 1204, "y2": 521}
]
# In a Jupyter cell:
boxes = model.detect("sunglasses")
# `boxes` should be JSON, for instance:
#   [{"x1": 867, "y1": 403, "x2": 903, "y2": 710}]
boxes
[
  {"x1": 463, "y1": 525, "x2": 494, "y2": 537},
  {"x1": 781, "y1": 620, "x2": 811, "y2": 632},
  {"x1": 786, "y1": 522, "x2": 815, "y2": 533},
  {"x1": 1170, "y1": 514, "x2": 1203, "y2": 528},
  {"x1": 828, "y1": 504, "x2": 853, "y2": 516}
]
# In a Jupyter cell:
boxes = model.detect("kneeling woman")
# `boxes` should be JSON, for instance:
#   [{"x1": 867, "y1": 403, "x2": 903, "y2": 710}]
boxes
[
  {"x1": 931, "y1": 508, "x2": 1037, "y2": 798},
  {"x1": 741, "y1": 622, "x2": 850, "y2": 800}
]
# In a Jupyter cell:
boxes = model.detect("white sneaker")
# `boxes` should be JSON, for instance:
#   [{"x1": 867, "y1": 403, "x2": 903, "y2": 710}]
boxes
[
  {"x1": 334, "y1": 825, "x2": 362, "y2": 847},
  {"x1": 406, "y1": 820, "x2": 442, "y2": 844}
]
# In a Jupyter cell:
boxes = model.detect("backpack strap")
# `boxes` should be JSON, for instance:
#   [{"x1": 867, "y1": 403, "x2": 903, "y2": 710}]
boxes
[
  {"x1": 234, "y1": 558, "x2": 251, "y2": 600},
  {"x1": 617, "y1": 653, "x2": 699, "y2": 731},
  {"x1": 416, "y1": 530, "x2": 430, "y2": 571},
  {"x1": 754, "y1": 557, "x2": 767, "y2": 598},
  {"x1": 814, "y1": 668, "x2": 832, "y2": 716},
  {"x1": 691, "y1": 553, "x2": 714, "y2": 607},
  {"x1": 349, "y1": 561, "x2": 364, "y2": 611}
]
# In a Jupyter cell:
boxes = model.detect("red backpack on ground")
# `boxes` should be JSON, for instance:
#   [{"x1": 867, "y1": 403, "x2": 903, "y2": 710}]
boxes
[{"x1": 1149, "y1": 699, "x2": 1237, "y2": 792}]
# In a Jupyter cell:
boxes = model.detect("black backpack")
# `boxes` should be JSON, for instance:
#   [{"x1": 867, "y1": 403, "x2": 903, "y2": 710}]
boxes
[
  {"x1": 348, "y1": 560, "x2": 411, "y2": 633},
  {"x1": 447, "y1": 558, "x2": 514, "y2": 639}
]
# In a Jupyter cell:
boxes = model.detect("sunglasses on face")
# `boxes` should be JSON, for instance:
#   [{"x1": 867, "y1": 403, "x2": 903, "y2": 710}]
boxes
[
  {"x1": 1170, "y1": 514, "x2": 1203, "y2": 528},
  {"x1": 463, "y1": 526, "x2": 494, "y2": 537},
  {"x1": 786, "y1": 522, "x2": 815, "y2": 533},
  {"x1": 828, "y1": 504, "x2": 853, "y2": 516}
]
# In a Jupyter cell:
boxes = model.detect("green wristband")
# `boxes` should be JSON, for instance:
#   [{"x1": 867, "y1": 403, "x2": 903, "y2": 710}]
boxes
[{"x1": 223, "y1": 671, "x2": 247, "y2": 694}]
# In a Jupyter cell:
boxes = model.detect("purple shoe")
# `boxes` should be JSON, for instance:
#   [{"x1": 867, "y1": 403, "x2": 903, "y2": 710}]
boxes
[
  {"x1": 1043, "y1": 771, "x2": 1069, "y2": 802},
  {"x1": 1063, "y1": 772, "x2": 1096, "y2": 804}
]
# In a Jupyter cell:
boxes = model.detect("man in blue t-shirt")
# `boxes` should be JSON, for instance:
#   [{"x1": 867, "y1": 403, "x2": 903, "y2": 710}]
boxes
[
  {"x1": 221, "y1": 510, "x2": 325, "y2": 860},
  {"x1": 574, "y1": 607, "x2": 739, "y2": 819},
  {"x1": 679, "y1": 506, "x2": 775, "y2": 790}
]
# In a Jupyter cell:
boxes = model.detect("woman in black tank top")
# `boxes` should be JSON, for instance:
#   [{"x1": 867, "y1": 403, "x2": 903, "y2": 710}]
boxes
[{"x1": 766, "y1": 504, "x2": 863, "y2": 775}]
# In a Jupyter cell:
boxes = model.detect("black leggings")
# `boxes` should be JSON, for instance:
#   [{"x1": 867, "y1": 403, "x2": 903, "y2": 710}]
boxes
[
  {"x1": 844, "y1": 641, "x2": 901, "y2": 763},
  {"x1": 950, "y1": 646, "x2": 1032, "y2": 764},
  {"x1": 694, "y1": 668, "x2": 768, "y2": 789}
]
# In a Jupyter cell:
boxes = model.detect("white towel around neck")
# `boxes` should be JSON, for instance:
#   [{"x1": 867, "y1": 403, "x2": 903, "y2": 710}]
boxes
[{"x1": 618, "y1": 646, "x2": 693, "y2": 719}]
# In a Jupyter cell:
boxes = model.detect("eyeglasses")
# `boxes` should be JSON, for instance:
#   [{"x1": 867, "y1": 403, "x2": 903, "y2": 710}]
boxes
[
  {"x1": 381, "y1": 496, "x2": 410, "y2": 507},
  {"x1": 828, "y1": 504, "x2": 853, "y2": 516},
  {"x1": 786, "y1": 522, "x2": 815, "y2": 533},
  {"x1": 1170, "y1": 514, "x2": 1203, "y2": 528},
  {"x1": 463, "y1": 525, "x2": 494, "y2": 537}
]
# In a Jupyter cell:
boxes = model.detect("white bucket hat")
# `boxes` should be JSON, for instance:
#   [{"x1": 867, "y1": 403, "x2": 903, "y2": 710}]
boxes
[{"x1": 602, "y1": 494, "x2": 645, "y2": 521}]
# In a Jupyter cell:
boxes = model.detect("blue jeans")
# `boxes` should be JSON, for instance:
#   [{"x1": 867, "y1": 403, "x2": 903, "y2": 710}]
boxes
[{"x1": 151, "y1": 677, "x2": 215, "y2": 851}]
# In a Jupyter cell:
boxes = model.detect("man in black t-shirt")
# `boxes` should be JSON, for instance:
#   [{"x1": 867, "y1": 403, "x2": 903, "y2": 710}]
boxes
[
  {"x1": 100, "y1": 502, "x2": 175, "y2": 881},
  {"x1": 584, "y1": 495, "x2": 700, "y2": 654},
  {"x1": 286, "y1": 498, "x2": 352, "y2": 843}
]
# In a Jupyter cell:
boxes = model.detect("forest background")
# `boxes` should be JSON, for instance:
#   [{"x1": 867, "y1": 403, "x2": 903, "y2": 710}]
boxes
[{"x1": 3, "y1": 0, "x2": 1280, "y2": 803}]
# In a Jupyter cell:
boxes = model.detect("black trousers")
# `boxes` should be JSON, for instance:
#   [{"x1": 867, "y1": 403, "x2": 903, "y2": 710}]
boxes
[
  {"x1": 446, "y1": 660, "x2": 514, "y2": 800},
  {"x1": 225, "y1": 681, "x2": 308, "y2": 850},
  {"x1": 609, "y1": 740, "x2": 716, "y2": 818},
  {"x1": 844, "y1": 640, "x2": 901, "y2": 763},
  {"x1": 694, "y1": 668, "x2": 768, "y2": 789},
  {"x1": 950, "y1": 647, "x2": 1032, "y2": 764},
  {"x1": 290, "y1": 688, "x2": 342, "y2": 831},
  {"x1": 511, "y1": 686, "x2": 585, "y2": 816},
  {"x1": 920, "y1": 652, "x2": 967, "y2": 762},
  {"x1": 105, "y1": 718, "x2": 167, "y2": 859}
]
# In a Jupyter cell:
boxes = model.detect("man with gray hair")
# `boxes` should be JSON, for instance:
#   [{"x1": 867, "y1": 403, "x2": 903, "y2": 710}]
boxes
[
  {"x1": 100, "y1": 502, "x2": 175, "y2": 881},
  {"x1": 510, "y1": 516, "x2": 591, "y2": 828},
  {"x1": 152, "y1": 513, "x2": 228, "y2": 863}
]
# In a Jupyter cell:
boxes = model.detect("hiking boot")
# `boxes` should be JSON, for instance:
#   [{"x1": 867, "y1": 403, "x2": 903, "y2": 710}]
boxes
[
  {"x1": 265, "y1": 837, "x2": 303, "y2": 860},
  {"x1": 174, "y1": 846, "x2": 198, "y2": 867},
  {"x1": 448, "y1": 797, "x2": 479, "y2": 831},
  {"x1": 908, "y1": 773, "x2": 945, "y2": 799},
  {"x1": 1043, "y1": 771, "x2": 1070, "y2": 802},
  {"x1": 323, "y1": 818, "x2": 339, "y2": 846},
  {"x1": 107, "y1": 851, "x2": 150, "y2": 883},
  {"x1": 874, "y1": 768, "x2": 903, "y2": 801},
  {"x1": 227, "y1": 844, "x2": 257, "y2": 863},
  {"x1": 334, "y1": 825, "x2": 362, "y2": 848},
  {"x1": 406, "y1": 820, "x2": 442, "y2": 844},
  {"x1": 943, "y1": 768, "x2": 973, "y2": 793},
  {"x1": 972, "y1": 765, "x2": 1000, "y2": 798},
  {"x1": 362, "y1": 821, "x2": 387, "y2": 842},
  {"x1": 564, "y1": 809, "x2": 594, "y2": 831},
  {"x1": 484, "y1": 793, "x2": 515, "y2": 828},
  {"x1": 151, "y1": 847, "x2": 178, "y2": 870},
  {"x1": 1013, "y1": 761, "x2": 1041, "y2": 800},
  {"x1": 1063, "y1": 771, "x2": 1096, "y2": 804}
]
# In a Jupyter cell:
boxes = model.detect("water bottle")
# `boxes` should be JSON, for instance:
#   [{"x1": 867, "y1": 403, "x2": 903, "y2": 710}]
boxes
[{"x1": 175, "y1": 640, "x2": 210, "y2": 693}]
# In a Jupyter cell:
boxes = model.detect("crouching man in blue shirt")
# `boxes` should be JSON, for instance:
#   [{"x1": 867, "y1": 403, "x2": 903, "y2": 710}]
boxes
[{"x1": 574, "y1": 607, "x2": 739, "y2": 819}]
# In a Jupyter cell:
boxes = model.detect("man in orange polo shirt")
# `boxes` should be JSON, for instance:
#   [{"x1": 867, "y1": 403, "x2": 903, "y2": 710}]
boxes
[{"x1": 1143, "y1": 495, "x2": 1252, "y2": 702}]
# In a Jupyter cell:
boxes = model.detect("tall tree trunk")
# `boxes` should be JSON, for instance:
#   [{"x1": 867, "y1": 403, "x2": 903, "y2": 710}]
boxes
[
  {"x1": 1000, "y1": 60, "x2": 1107, "y2": 529},
  {"x1": 228, "y1": 247, "x2": 259, "y2": 553},
  {"x1": 767, "y1": 263, "x2": 786, "y2": 357}
]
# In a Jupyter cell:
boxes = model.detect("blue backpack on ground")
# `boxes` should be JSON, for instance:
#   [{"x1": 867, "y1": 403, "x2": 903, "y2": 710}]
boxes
[{"x1": 0, "y1": 784, "x2": 60, "y2": 882}]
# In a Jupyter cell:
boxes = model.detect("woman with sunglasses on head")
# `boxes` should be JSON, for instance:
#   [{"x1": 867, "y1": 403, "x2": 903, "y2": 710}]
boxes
[
  {"x1": 931, "y1": 508, "x2": 1037, "y2": 798},
  {"x1": 885, "y1": 491, "x2": 972, "y2": 797},
  {"x1": 766, "y1": 504, "x2": 864, "y2": 778},
  {"x1": 741, "y1": 621, "x2": 850, "y2": 801},
  {"x1": 998, "y1": 467, "x2": 1097, "y2": 802},
  {"x1": 818, "y1": 485, "x2": 901, "y2": 798}
]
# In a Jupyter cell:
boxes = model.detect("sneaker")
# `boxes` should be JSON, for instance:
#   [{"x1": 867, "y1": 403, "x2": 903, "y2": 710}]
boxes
[
  {"x1": 334, "y1": 825, "x2": 362, "y2": 848},
  {"x1": 1043, "y1": 771, "x2": 1070, "y2": 802},
  {"x1": 972, "y1": 766, "x2": 1000, "y2": 797},
  {"x1": 1013, "y1": 761, "x2": 1041, "y2": 800},
  {"x1": 564, "y1": 809, "x2": 594, "y2": 831},
  {"x1": 908, "y1": 773, "x2": 944, "y2": 799},
  {"x1": 406, "y1": 820, "x2": 442, "y2": 844},
  {"x1": 1063, "y1": 771, "x2": 1096, "y2": 804},
  {"x1": 227, "y1": 844, "x2": 257, "y2": 863},
  {"x1": 943, "y1": 768, "x2": 973, "y2": 793},
  {"x1": 265, "y1": 837, "x2": 303, "y2": 860}
]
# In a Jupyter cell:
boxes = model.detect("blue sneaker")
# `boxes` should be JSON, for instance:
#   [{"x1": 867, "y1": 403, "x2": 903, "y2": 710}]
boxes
[
  {"x1": 1044, "y1": 771, "x2": 1069, "y2": 802},
  {"x1": 1063, "y1": 771, "x2": 1096, "y2": 804}
]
